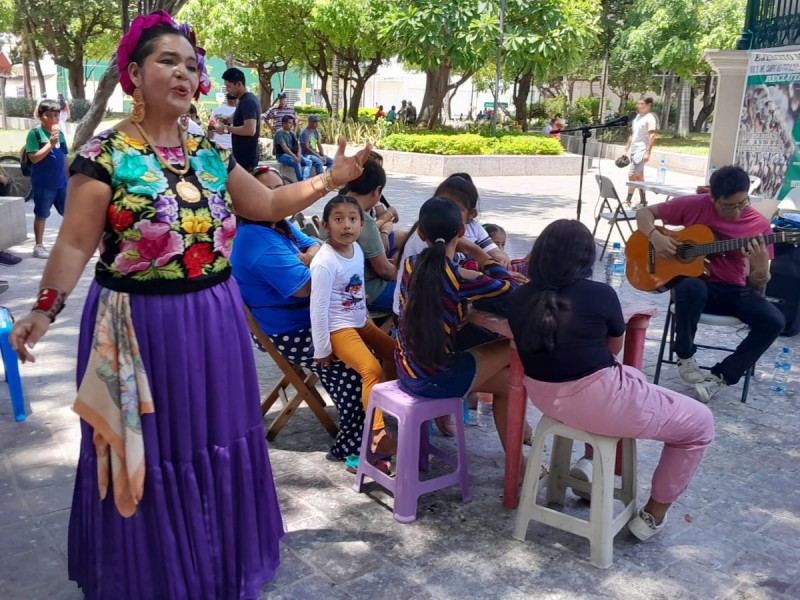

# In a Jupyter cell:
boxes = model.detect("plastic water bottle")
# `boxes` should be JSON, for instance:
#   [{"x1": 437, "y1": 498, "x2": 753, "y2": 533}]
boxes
[
  {"x1": 604, "y1": 242, "x2": 626, "y2": 290},
  {"x1": 656, "y1": 159, "x2": 667, "y2": 184},
  {"x1": 476, "y1": 393, "x2": 494, "y2": 429},
  {"x1": 707, "y1": 164, "x2": 717, "y2": 184},
  {"x1": 769, "y1": 347, "x2": 792, "y2": 393}
]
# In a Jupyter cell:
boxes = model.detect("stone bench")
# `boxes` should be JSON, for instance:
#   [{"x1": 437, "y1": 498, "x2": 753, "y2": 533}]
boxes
[{"x1": 0, "y1": 196, "x2": 27, "y2": 250}]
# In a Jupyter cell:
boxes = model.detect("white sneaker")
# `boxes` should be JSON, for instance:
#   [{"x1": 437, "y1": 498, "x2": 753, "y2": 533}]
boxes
[
  {"x1": 32, "y1": 244, "x2": 50, "y2": 259},
  {"x1": 695, "y1": 375, "x2": 727, "y2": 404},
  {"x1": 569, "y1": 457, "x2": 593, "y2": 501},
  {"x1": 628, "y1": 509, "x2": 666, "y2": 541},
  {"x1": 677, "y1": 357, "x2": 705, "y2": 384}
]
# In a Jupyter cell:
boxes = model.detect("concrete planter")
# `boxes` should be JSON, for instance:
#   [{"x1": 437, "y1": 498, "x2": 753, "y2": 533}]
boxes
[
  {"x1": 372, "y1": 148, "x2": 584, "y2": 178},
  {"x1": 0, "y1": 196, "x2": 27, "y2": 250},
  {"x1": 560, "y1": 134, "x2": 708, "y2": 177}
]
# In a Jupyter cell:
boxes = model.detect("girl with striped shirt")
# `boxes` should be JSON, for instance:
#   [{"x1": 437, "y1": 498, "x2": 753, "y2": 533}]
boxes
[{"x1": 395, "y1": 197, "x2": 519, "y2": 449}]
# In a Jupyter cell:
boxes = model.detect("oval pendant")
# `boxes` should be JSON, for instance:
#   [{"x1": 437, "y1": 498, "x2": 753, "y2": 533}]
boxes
[{"x1": 176, "y1": 180, "x2": 202, "y2": 203}]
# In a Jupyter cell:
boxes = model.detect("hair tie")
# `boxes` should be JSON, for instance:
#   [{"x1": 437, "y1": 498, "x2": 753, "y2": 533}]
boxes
[
  {"x1": 117, "y1": 10, "x2": 211, "y2": 99},
  {"x1": 434, "y1": 238, "x2": 446, "y2": 244}
]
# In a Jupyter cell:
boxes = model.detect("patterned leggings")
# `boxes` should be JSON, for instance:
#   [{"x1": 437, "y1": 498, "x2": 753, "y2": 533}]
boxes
[{"x1": 261, "y1": 328, "x2": 365, "y2": 460}]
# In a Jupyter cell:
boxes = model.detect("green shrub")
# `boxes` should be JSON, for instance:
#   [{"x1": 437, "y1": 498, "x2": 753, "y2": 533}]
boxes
[
  {"x1": 3, "y1": 97, "x2": 38, "y2": 118},
  {"x1": 490, "y1": 135, "x2": 563, "y2": 155},
  {"x1": 294, "y1": 105, "x2": 329, "y2": 116},
  {"x1": 378, "y1": 132, "x2": 563, "y2": 155},
  {"x1": 69, "y1": 99, "x2": 92, "y2": 122}
]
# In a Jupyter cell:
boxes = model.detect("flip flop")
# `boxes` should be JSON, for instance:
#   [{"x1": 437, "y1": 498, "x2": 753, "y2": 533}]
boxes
[{"x1": 345, "y1": 455, "x2": 393, "y2": 476}]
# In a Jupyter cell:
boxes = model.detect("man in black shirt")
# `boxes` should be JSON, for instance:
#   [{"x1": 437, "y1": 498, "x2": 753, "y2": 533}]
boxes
[{"x1": 216, "y1": 68, "x2": 261, "y2": 172}]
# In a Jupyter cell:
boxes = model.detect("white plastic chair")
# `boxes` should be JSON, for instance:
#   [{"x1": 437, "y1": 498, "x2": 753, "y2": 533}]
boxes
[
  {"x1": 591, "y1": 175, "x2": 637, "y2": 261},
  {"x1": 513, "y1": 416, "x2": 638, "y2": 569}
]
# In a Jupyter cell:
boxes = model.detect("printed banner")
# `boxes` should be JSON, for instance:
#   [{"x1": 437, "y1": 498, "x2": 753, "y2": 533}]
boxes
[{"x1": 735, "y1": 51, "x2": 800, "y2": 202}]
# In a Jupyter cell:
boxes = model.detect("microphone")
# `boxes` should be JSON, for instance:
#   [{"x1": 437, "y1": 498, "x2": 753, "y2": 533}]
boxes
[{"x1": 605, "y1": 112, "x2": 636, "y2": 127}]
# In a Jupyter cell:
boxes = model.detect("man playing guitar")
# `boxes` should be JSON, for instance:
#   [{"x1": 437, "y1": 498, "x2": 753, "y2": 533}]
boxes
[{"x1": 635, "y1": 165, "x2": 785, "y2": 402}]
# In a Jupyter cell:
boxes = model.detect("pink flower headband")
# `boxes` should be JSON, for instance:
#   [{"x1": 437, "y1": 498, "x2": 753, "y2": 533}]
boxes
[{"x1": 117, "y1": 9, "x2": 211, "y2": 100}]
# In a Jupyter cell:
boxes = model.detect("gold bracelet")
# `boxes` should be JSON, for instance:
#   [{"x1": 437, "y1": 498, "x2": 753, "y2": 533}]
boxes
[
  {"x1": 321, "y1": 170, "x2": 338, "y2": 193},
  {"x1": 310, "y1": 175, "x2": 325, "y2": 196}
]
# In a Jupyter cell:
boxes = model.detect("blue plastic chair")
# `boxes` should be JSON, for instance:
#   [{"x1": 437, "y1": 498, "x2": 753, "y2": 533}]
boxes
[{"x1": 0, "y1": 307, "x2": 26, "y2": 421}]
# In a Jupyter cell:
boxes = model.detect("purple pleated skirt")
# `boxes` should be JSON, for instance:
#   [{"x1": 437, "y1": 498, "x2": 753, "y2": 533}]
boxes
[{"x1": 68, "y1": 279, "x2": 284, "y2": 600}]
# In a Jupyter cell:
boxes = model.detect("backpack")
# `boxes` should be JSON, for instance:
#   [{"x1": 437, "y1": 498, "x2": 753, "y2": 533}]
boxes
[
  {"x1": 20, "y1": 128, "x2": 48, "y2": 177},
  {"x1": 20, "y1": 145, "x2": 31, "y2": 177}
]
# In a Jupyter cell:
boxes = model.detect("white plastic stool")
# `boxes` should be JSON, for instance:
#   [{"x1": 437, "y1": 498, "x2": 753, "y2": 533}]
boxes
[{"x1": 513, "y1": 416, "x2": 638, "y2": 569}]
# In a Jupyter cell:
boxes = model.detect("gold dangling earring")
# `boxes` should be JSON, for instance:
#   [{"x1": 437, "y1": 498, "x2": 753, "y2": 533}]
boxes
[{"x1": 131, "y1": 88, "x2": 145, "y2": 124}]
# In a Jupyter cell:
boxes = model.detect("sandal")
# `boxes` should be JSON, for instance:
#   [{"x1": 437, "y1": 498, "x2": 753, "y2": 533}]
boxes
[{"x1": 345, "y1": 455, "x2": 392, "y2": 476}]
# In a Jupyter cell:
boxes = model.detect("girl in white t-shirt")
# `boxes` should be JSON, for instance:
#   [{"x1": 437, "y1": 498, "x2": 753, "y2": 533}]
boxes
[{"x1": 310, "y1": 196, "x2": 398, "y2": 458}]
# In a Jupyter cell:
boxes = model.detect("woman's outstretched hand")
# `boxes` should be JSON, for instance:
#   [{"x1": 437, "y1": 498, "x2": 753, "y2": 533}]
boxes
[
  {"x1": 329, "y1": 137, "x2": 373, "y2": 187},
  {"x1": 8, "y1": 312, "x2": 51, "y2": 364}
]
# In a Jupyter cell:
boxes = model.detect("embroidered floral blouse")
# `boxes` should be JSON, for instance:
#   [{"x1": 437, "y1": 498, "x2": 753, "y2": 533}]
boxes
[{"x1": 70, "y1": 129, "x2": 237, "y2": 294}]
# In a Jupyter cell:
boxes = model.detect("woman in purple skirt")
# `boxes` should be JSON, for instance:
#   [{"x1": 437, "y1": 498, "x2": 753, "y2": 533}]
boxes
[{"x1": 9, "y1": 11, "x2": 369, "y2": 600}]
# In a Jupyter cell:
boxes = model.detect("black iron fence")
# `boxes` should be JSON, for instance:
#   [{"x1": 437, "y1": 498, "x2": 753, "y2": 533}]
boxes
[{"x1": 738, "y1": 0, "x2": 800, "y2": 49}]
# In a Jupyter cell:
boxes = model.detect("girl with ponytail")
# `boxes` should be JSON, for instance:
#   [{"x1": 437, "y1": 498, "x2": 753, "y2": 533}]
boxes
[
  {"x1": 395, "y1": 197, "x2": 520, "y2": 449},
  {"x1": 508, "y1": 220, "x2": 714, "y2": 543}
]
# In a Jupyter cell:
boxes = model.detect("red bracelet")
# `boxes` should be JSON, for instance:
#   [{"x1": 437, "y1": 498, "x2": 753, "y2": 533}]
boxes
[{"x1": 32, "y1": 288, "x2": 67, "y2": 322}]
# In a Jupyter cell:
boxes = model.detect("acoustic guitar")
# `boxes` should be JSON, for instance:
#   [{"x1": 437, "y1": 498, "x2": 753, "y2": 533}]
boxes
[{"x1": 625, "y1": 224, "x2": 800, "y2": 292}]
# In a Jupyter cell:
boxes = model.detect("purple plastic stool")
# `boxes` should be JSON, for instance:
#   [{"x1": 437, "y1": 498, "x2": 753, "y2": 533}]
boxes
[{"x1": 353, "y1": 380, "x2": 471, "y2": 523}]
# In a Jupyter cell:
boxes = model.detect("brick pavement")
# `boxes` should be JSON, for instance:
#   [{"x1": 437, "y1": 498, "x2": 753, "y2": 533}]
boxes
[{"x1": 0, "y1": 159, "x2": 798, "y2": 599}]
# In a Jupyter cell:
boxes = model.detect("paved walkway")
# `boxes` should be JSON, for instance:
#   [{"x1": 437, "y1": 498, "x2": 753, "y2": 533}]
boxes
[{"x1": 0, "y1": 160, "x2": 798, "y2": 599}]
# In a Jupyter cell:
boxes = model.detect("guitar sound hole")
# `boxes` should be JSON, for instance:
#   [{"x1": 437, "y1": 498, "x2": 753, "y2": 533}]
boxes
[{"x1": 676, "y1": 244, "x2": 695, "y2": 262}]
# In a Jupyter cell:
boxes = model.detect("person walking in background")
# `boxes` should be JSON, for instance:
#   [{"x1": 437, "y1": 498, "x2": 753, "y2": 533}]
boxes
[
  {"x1": 209, "y1": 93, "x2": 238, "y2": 150},
  {"x1": 57, "y1": 93, "x2": 71, "y2": 128},
  {"x1": 397, "y1": 99, "x2": 408, "y2": 123},
  {"x1": 9, "y1": 10, "x2": 371, "y2": 598},
  {"x1": 216, "y1": 67, "x2": 261, "y2": 172},
  {"x1": 623, "y1": 97, "x2": 657, "y2": 208},
  {"x1": 300, "y1": 114, "x2": 333, "y2": 175},
  {"x1": 375, "y1": 105, "x2": 386, "y2": 121},
  {"x1": 26, "y1": 98, "x2": 68, "y2": 259},
  {"x1": 262, "y1": 91, "x2": 297, "y2": 135},
  {"x1": 406, "y1": 100, "x2": 417, "y2": 125},
  {"x1": 386, "y1": 105, "x2": 397, "y2": 124}
]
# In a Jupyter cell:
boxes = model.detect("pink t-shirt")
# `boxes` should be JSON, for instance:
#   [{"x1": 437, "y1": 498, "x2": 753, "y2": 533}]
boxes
[{"x1": 657, "y1": 193, "x2": 773, "y2": 286}]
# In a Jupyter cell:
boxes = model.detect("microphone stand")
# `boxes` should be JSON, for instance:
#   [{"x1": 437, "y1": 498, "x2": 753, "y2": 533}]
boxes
[{"x1": 558, "y1": 115, "x2": 630, "y2": 221}]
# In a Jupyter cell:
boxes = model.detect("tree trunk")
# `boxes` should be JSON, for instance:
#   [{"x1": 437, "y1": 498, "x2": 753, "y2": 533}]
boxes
[
  {"x1": 66, "y1": 59, "x2": 86, "y2": 100},
  {"x1": 331, "y1": 55, "x2": 340, "y2": 118},
  {"x1": 341, "y1": 66, "x2": 350, "y2": 121},
  {"x1": 419, "y1": 62, "x2": 451, "y2": 129},
  {"x1": 598, "y1": 49, "x2": 609, "y2": 121},
  {"x1": 255, "y1": 63, "x2": 284, "y2": 111},
  {"x1": 513, "y1": 71, "x2": 532, "y2": 131},
  {"x1": 23, "y1": 21, "x2": 47, "y2": 97},
  {"x1": 21, "y1": 52, "x2": 33, "y2": 99},
  {"x1": 346, "y1": 58, "x2": 382, "y2": 122},
  {"x1": 676, "y1": 78, "x2": 691, "y2": 138},
  {"x1": 73, "y1": 56, "x2": 118, "y2": 150},
  {"x1": 660, "y1": 72, "x2": 674, "y2": 130},
  {"x1": 692, "y1": 74, "x2": 715, "y2": 133}
]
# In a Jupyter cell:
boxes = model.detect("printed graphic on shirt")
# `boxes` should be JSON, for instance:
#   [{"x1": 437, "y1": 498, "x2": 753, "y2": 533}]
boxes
[{"x1": 342, "y1": 274, "x2": 365, "y2": 311}]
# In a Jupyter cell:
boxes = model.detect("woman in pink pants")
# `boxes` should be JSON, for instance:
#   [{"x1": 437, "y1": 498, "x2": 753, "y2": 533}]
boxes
[{"x1": 508, "y1": 220, "x2": 714, "y2": 541}]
